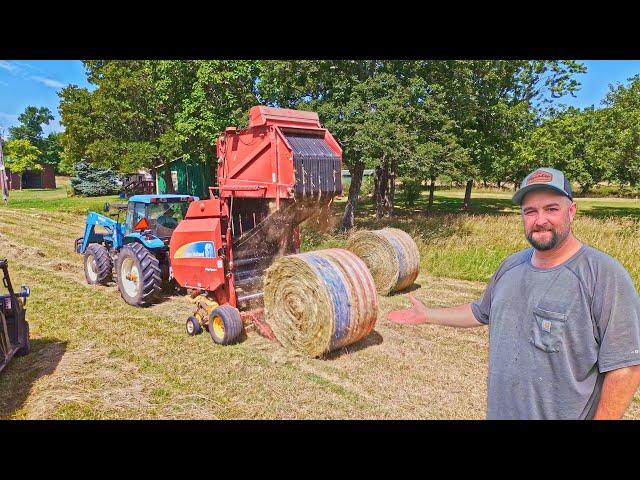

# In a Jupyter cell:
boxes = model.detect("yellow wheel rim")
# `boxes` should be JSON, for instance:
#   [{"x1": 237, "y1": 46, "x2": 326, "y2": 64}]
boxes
[{"x1": 212, "y1": 315, "x2": 225, "y2": 339}]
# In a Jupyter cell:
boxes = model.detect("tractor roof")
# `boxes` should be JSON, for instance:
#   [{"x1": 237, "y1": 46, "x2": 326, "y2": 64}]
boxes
[{"x1": 129, "y1": 194, "x2": 196, "y2": 204}]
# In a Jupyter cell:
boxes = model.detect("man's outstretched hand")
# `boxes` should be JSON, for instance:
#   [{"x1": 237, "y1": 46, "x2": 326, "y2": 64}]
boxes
[{"x1": 387, "y1": 293, "x2": 429, "y2": 325}]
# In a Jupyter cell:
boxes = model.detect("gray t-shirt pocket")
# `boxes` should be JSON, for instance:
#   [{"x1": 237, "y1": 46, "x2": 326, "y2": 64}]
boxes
[{"x1": 531, "y1": 306, "x2": 568, "y2": 353}]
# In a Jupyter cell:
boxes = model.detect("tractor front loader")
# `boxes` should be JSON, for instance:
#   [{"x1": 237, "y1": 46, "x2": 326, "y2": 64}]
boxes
[{"x1": 170, "y1": 106, "x2": 343, "y2": 346}]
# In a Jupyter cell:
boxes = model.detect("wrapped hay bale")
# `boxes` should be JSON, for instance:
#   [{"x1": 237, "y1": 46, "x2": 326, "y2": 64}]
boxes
[
  {"x1": 346, "y1": 227, "x2": 420, "y2": 295},
  {"x1": 263, "y1": 248, "x2": 378, "y2": 358}
]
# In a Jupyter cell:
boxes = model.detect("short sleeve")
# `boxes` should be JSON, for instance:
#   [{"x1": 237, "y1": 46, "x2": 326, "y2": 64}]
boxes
[
  {"x1": 471, "y1": 273, "x2": 498, "y2": 325},
  {"x1": 594, "y1": 262, "x2": 640, "y2": 373}
]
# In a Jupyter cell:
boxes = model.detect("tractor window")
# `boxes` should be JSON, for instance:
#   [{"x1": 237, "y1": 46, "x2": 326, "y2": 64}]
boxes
[
  {"x1": 125, "y1": 202, "x2": 147, "y2": 234},
  {"x1": 133, "y1": 203, "x2": 146, "y2": 227},
  {"x1": 147, "y1": 202, "x2": 188, "y2": 238}
]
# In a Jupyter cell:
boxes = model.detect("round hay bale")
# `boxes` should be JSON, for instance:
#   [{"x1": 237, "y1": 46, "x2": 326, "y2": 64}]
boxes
[
  {"x1": 346, "y1": 227, "x2": 420, "y2": 295},
  {"x1": 263, "y1": 248, "x2": 378, "y2": 357}
]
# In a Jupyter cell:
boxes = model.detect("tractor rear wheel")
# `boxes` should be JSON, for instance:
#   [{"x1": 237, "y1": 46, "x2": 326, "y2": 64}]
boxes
[
  {"x1": 116, "y1": 243, "x2": 162, "y2": 307},
  {"x1": 209, "y1": 305, "x2": 243, "y2": 345},
  {"x1": 84, "y1": 243, "x2": 113, "y2": 285}
]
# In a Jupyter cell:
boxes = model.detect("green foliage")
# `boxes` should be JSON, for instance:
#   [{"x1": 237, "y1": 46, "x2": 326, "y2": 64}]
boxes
[
  {"x1": 257, "y1": 60, "x2": 585, "y2": 203},
  {"x1": 58, "y1": 60, "x2": 260, "y2": 175},
  {"x1": 7, "y1": 106, "x2": 63, "y2": 171},
  {"x1": 4, "y1": 139, "x2": 42, "y2": 177},
  {"x1": 360, "y1": 175, "x2": 374, "y2": 196},
  {"x1": 70, "y1": 160, "x2": 120, "y2": 197},
  {"x1": 56, "y1": 59, "x2": 640, "y2": 217},
  {"x1": 401, "y1": 178, "x2": 423, "y2": 206},
  {"x1": 8, "y1": 106, "x2": 54, "y2": 147}
]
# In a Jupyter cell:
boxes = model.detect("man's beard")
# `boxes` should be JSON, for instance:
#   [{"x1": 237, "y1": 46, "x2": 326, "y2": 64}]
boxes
[{"x1": 526, "y1": 225, "x2": 569, "y2": 251}]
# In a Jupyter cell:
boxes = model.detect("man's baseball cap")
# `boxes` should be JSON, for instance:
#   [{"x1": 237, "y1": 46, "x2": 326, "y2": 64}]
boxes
[{"x1": 512, "y1": 167, "x2": 573, "y2": 204}]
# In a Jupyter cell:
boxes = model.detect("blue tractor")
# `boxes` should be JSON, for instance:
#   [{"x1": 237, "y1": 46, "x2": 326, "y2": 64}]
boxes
[{"x1": 75, "y1": 194, "x2": 197, "y2": 307}]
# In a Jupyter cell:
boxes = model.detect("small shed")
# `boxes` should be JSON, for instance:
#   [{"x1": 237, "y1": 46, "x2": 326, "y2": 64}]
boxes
[
  {"x1": 7, "y1": 163, "x2": 56, "y2": 190},
  {"x1": 156, "y1": 157, "x2": 215, "y2": 199}
]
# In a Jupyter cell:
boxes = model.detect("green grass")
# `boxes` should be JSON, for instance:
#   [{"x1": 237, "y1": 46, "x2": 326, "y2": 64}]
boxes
[{"x1": 3, "y1": 178, "x2": 121, "y2": 215}]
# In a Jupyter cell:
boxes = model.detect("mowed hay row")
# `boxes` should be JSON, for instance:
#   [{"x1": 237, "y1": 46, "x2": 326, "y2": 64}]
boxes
[
  {"x1": 346, "y1": 227, "x2": 420, "y2": 295},
  {"x1": 263, "y1": 248, "x2": 378, "y2": 358}
]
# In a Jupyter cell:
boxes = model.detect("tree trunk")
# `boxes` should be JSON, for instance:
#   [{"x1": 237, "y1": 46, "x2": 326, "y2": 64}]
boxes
[
  {"x1": 340, "y1": 160, "x2": 365, "y2": 232},
  {"x1": 388, "y1": 159, "x2": 396, "y2": 217},
  {"x1": 150, "y1": 168, "x2": 157, "y2": 194},
  {"x1": 427, "y1": 177, "x2": 436, "y2": 213},
  {"x1": 374, "y1": 159, "x2": 389, "y2": 220},
  {"x1": 497, "y1": 180, "x2": 501, "y2": 189},
  {"x1": 462, "y1": 179, "x2": 473, "y2": 210}
]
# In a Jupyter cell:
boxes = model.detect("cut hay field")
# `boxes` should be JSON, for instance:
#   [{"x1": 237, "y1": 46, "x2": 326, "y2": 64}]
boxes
[{"x1": 1, "y1": 185, "x2": 639, "y2": 419}]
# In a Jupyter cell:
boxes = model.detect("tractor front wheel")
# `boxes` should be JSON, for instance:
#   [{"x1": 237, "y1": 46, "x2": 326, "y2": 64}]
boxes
[
  {"x1": 116, "y1": 243, "x2": 162, "y2": 307},
  {"x1": 84, "y1": 243, "x2": 113, "y2": 285},
  {"x1": 209, "y1": 305, "x2": 243, "y2": 345}
]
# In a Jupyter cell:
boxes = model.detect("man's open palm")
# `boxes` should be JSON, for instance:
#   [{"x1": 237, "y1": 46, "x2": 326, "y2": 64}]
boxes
[{"x1": 387, "y1": 293, "x2": 428, "y2": 325}]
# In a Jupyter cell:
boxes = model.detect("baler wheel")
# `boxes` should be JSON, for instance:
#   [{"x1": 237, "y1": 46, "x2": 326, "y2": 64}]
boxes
[
  {"x1": 115, "y1": 243, "x2": 162, "y2": 307},
  {"x1": 84, "y1": 243, "x2": 113, "y2": 285},
  {"x1": 186, "y1": 316, "x2": 202, "y2": 336},
  {"x1": 209, "y1": 305, "x2": 243, "y2": 345}
]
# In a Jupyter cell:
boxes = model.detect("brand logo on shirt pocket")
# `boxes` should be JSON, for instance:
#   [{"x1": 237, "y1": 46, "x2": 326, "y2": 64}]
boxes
[{"x1": 530, "y1": 306, "x2": 568, "y2": 353}]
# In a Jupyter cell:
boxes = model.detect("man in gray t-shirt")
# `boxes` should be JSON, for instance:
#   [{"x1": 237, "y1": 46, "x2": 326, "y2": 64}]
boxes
[{"x1": 388, "y1": 167, "x2": 640, "y2": 419}]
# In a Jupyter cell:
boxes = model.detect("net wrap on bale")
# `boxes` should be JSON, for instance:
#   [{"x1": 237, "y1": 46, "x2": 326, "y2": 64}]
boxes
[
  {"x1": 263, "y1": 248, "x2": 378, "y2": 358},
  {"x1": 346, "y1": 227, "x2": 420, "y2": 295}
]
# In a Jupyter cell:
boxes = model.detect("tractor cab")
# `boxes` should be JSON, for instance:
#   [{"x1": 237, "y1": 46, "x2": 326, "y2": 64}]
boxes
[{"x1": 125, "y1": 195, "x2": 197, "y2": 242}]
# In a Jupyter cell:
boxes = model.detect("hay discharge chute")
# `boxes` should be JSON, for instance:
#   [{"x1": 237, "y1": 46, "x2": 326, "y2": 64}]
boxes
[{"x1": 170, "y1": 106, "x2": 344, "y2": 345}]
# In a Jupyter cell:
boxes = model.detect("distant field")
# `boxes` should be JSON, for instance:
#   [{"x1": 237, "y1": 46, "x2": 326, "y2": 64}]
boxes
[{"x1": 0, "y1": 186, "x2": 638, "y2": 419}]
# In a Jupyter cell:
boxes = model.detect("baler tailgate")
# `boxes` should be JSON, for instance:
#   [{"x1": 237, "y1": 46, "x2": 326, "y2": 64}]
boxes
[{"x1": 284, "y1": 133, "x2": 342, "y2": 196}]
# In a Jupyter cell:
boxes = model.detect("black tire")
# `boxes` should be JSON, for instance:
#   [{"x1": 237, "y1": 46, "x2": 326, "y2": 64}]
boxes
[
  {"x1": 16, "y1": 321, "x2": 29, "y2": 357},
  {"x1": 115, "y1": 243, "x2": 162, "y2": 307},
  {"x1": 84, "y1": 243, "x2": 113, "y2": 285},
  {"x1": 209, "y1": 305, "x2": 243, "y2": 345},
  {"x1": 186, "y1": 316, "x2": 202, "y2": 336}
]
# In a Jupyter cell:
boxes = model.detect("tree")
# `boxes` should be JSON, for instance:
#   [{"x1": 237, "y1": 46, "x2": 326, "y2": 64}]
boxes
[
  {"x1": 8, "y1": 106, "x2": 54, "y2": 150},
  {"x1": 3, "y1": 139, "x2": 42, "y2": 190},
  {"x1": 598, "y1": 76, "x2": 640, "y2": 187},
  {"x1": 59, "y1": 60, "x2": 260, "y2": 191},
  {"x1": 70, "y1": 160, "x2": 120, "y2": 196},
  {"x1": 436, "y1": 60, "x2": 585, "y2": 209},
  {"x1": 41, "y1": 132, "x2": 63, "y2": 171},
  {"x1": 513, "y1": 106, "x2": 615, "y2": 195},
  {"x1": 7, "y1": 106, "x2": 64, "y2": 171}
]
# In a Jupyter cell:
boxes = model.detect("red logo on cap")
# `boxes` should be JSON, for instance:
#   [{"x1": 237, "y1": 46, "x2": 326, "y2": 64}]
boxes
[{"x1": 526, "y1": 170, "x2": 553, "y2": 185}]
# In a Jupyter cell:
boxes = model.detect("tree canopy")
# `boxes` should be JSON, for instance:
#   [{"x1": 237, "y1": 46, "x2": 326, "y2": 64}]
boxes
[{"x1": 56, "y1": 60, "x2": 640, "y2": 223}]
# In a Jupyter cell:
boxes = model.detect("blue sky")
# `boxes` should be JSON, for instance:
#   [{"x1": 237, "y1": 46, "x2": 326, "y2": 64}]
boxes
[{"x1": 1, "y1": 60, "x2": 640, "y2": 137}]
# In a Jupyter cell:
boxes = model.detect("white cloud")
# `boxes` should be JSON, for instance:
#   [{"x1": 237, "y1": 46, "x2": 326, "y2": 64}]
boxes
[
  {"x1": 0, "y1": 60, "x2": 19, "y2": 73},
  {"x1": 30, "y1": 76, "x2": 65, "y2": 88}
]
